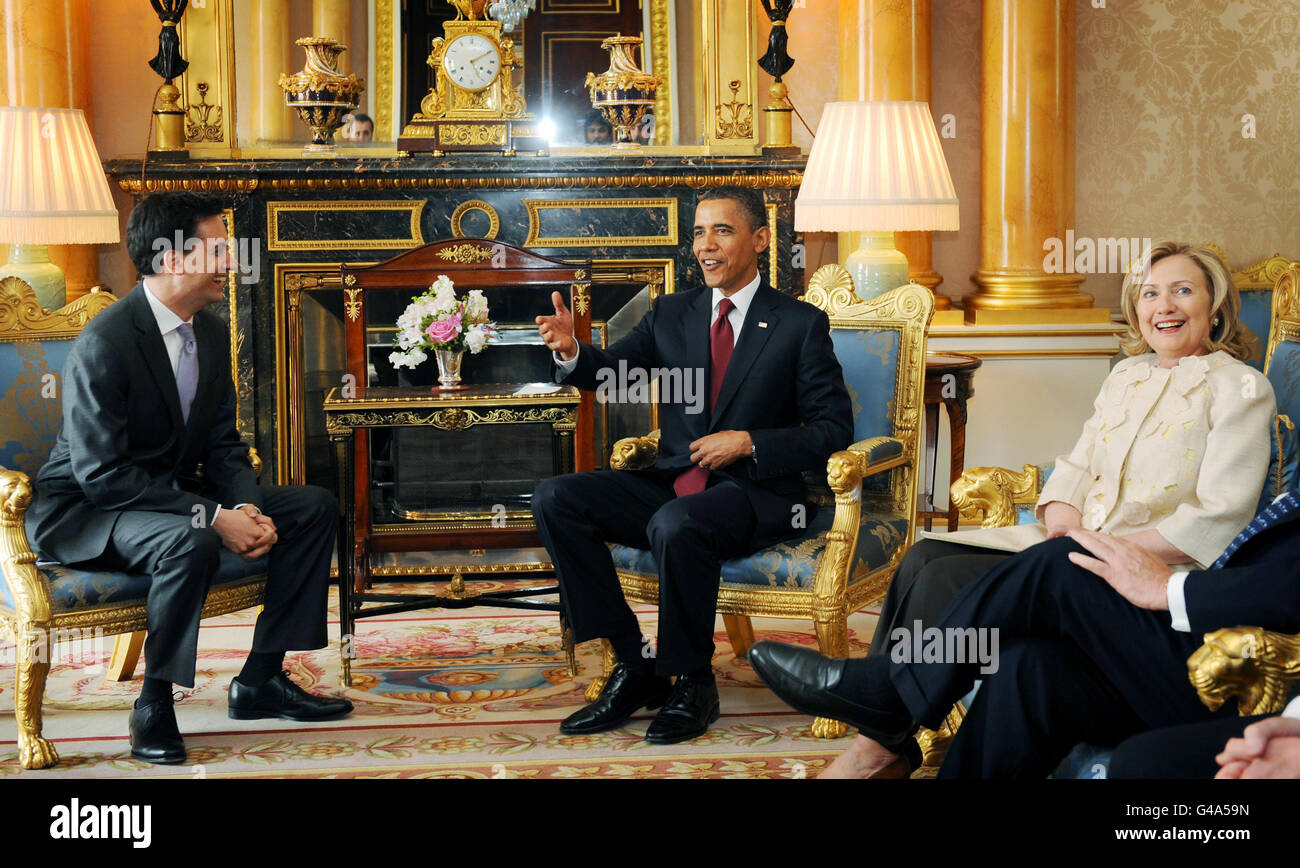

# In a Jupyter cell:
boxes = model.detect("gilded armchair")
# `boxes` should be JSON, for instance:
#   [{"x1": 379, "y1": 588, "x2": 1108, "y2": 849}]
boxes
[
  {"x1": 0, "y1": 278, "x2": 268, "y2": 770},
  {"x1": 593, "y1": 274, "x2": 934, "y2": 738}
]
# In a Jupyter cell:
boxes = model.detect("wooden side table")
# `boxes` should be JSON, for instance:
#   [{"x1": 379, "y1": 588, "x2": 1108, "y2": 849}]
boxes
[{"x1": 921, "y1": 352, "x2": 982, "y2": 531}]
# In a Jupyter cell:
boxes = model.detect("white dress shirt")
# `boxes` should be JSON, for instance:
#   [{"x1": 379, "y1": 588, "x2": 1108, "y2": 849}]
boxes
[{"x1": 554, "y1": 271, "x2": 762, "y2": 373}]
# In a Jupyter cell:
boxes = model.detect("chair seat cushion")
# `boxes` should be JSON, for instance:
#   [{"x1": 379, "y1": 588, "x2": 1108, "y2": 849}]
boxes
[
  {"x1": 12, "y1": 550, "x2": 270, "y2": 612},
  {"x1": 609, "y1": 508, "x2": 910, "y2": 590}
]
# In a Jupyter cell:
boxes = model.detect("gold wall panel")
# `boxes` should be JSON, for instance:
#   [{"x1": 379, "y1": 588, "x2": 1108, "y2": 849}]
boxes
[
  {"x1": 701, "y1": 0, "x2": 757, "y2": 153},
  {"x1": 177, "y1": 0, "x2": 236, "y2": 155},
  {"x1": 374, "y1": 0, "x2": 398, "y2": 142},
  {"x1": 266, "y1": 200, "x2": 426, "y2": 251},
  {"x1": 524, "y1": 198, "x2": 679, "y2": 248}
]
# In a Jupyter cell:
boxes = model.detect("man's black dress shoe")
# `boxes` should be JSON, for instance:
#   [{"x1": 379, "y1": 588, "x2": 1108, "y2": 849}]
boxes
[
  {"x1": 748, "y1": 640, "x2": 916, "y2": 751},
  {"x1": 561, "y1": 663, "x2": 672, "y2": 735},
  {"x1": 228, "y1": 671, "x2": 354, "y2": 721},
  {"x1": 644, "y1": 672, "x2": 720, "y2": 745},
  {"x1": 129, "y1": 700, "x2": 186, "y2": 765}
]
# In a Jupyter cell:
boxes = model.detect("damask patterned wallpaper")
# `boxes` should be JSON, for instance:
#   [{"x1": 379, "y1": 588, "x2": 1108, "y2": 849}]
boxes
[{"x1": 929, "y1": 0, "x2": 1299, "y2": 310}]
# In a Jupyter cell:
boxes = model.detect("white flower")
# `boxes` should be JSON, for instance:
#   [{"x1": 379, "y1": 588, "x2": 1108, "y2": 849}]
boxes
[
  {"x1": 389, "y1": 350, "x2": 414, "y2": 370},
  {"x1": 407, "y1": 347, "x2": 428, "y2": 367},
  {"x1": 465, "y1": 326, "x2": 487, "y2": 354},
  {"x1": 465, "y1": 289, "x2": 489, "y2": 322}
]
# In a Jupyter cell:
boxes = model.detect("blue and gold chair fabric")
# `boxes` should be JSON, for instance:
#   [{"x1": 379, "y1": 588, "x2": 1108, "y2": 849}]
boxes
[
  {"x1": 600, "y1": 272, "x2": 934, "y2": 739},
  {"x1": 0, "y1": 278, "x2": 267, "y2": 770}
]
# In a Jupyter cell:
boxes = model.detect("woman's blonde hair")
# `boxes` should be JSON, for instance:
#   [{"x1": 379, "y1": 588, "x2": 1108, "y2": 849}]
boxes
[{"x1": 1118, "y1": 241, "x2": 1255, "y2": 360}]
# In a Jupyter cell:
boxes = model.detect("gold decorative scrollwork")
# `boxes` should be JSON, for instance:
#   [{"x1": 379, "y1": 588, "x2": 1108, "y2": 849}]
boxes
[
  {"x1": 450, "y1": 199, "x2": 500, "y2": 240},
  {"x1": 802, "y1": 264, "x2": 856, "y2": 314},
  {"x1": 716, "y1": 79, "x2": 753, "y2": 139},
  {"x1": 343, "y1": 288, "x2": 363, "y2": 322},
  {"x1": 0, "y1": 279, "x2": 117, "y2": 342},
  {"x1": 325, "y1": 406, "x2": 576, "y2": 434},
  {"x1": 184, "y1": 82, "x2": 224, "y2": 143},
  {"x1": 440, "y1": 124, "x2": 507, "y2": 146},
  {"x1": 436, "y1": 243, "x2": 497, "y2": 264},
  {"x1": 117, "y1": 173, "x2": 804, "y2": 195},
  {"x1": 571, "y1": 284, "x2": 590, "y2": 316},
  {"x1": 343, "y1": 273, "x2": 357, "y2": 287}
]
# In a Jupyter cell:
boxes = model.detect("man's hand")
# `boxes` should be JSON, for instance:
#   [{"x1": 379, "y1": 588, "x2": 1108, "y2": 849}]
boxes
[
  {"x1": 1065, "y1": 528, "x2": 1173, "y2": 610},
  {"x1": 1043, "y1": 501, "x2": 1083, "y2": 539},
  {"x1": 536, "y1": 291, "x2": 577, "y2": 361},
  {"x1": 213, "y1": 508, "x2": 277, "y2": 560},
  {"x1": 1215, "y1": 717, "x2": 1300, "y2": 778},
  {"x1": 689, "y1": 430, "x2": 753, "y2": 472}
]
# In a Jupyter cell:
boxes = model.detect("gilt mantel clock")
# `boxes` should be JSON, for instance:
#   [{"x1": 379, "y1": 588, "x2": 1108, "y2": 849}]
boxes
[{"x1": 398, "y1": 0, "x2": 544, "y2": 156}]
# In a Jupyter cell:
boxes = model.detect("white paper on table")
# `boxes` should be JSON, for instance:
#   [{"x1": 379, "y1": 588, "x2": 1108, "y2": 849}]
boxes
[
  {"x1": 512, "y1": 383, "x2": 564, "y2": 396},
  {"x1": 916, "y1": 523, "x2": 1050, "y2": 553}
]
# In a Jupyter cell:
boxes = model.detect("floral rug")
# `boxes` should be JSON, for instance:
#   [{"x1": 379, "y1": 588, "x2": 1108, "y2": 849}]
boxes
[{"x1": 0, "y1": 582, "x2": 885, "y2": 779}]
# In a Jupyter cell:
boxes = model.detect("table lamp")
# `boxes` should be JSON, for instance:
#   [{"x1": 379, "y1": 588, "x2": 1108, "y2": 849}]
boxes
[
  {"x1": 0, "y1": 107, "x2": 120, "y2": 311},
  {"x1": 796, "y1": 101, "x2": 958, "y2": 301}
]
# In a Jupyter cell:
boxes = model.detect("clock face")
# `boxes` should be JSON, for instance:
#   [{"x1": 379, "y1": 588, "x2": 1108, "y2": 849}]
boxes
[{"x1": 443, "y1": 34, "x2": 501, "y2": 92}]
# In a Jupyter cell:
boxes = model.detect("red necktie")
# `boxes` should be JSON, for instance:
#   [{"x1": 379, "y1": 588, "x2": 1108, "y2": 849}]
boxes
[{"x1": 674, "y1": 297, "x2": 735, "y2": 497}]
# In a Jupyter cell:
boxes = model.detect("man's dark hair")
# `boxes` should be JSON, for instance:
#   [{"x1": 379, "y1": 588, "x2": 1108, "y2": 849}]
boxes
[
  {"x1": 126, "y1": 192, "x2": 226, "y2": 277},
  {"x1": 352, "y1": 112, "x2": 373, "y2": 126},
  {"x1": 697, "y1": 186, "x2": 768, "y2": 232}
]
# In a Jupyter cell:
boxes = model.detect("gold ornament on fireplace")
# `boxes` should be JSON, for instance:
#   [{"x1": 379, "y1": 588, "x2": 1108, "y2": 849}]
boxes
[
  {"x1": 278, "y1": 37, "x2": 365, "y2": 156},
  {"x1": 398, "y1": 0, "x2": 542, "y2": 155},
  {"x1": 585, "y1": 36, "x2": 662, "y2": 149}
]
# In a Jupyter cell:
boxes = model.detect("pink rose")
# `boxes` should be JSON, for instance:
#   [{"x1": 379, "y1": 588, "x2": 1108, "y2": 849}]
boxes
[{"x1": 425, "y1": 314, "x2": 461, "y2": 344}]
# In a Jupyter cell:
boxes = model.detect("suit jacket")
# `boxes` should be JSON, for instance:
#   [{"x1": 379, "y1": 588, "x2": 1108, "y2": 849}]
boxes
[
  {"x1": 27, "y1": 283, "x2": 260, "y2": 564},
  {"x1": 1036, "y1": 351, "x2": 1275, "y2": 568},
  {"x1": 562, "y1": 281, "x2": 853, "y2": 545},
  {"x1": 1184, "y1": 504, "x2": 1300, "y2": 634}
]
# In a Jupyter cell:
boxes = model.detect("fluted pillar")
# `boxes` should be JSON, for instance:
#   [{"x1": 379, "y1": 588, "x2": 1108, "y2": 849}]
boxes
[
  {"x1": 836, "y1": 0, "x2": 944, "y2": 301},
  {"x1": 966, "y1": 0, "x2": 1099, "y2": 320},
  {"x1": 313, "y1": 0, "x2": 352, "y2": 73},
  {"x1": 0, "y1": 0, "x2": 100, "y2": 301},
  {"x1": 250, "y1": 0, "x2": 292, "y2": 142}
]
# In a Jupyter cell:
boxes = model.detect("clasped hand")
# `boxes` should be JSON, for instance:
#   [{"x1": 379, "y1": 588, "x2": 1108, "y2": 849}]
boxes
[
  {"x1": 689, "y1": 431, "x2": 753, "y2": 471},
  {"x1": 1216, "y1": 717, "x2": 1300, "y2": 778},
  {"x1": 213, "y1": 504, "x2": 277, "y2": 559}
]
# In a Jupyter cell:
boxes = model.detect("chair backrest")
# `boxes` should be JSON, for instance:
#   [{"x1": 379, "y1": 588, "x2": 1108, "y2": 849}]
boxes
[
  {"x1": 804, "y1": 268, "x2": 934, "y2": 535},
  {"x1": 0, "y1": 278, "x2": 116, "y2": 477},
  {"x1": 1212, "y1": 247, "x2": 1293, "y2": 371},
  {"x1": 1262, "y1": 262, "x2": 1300, "y2": 502}
]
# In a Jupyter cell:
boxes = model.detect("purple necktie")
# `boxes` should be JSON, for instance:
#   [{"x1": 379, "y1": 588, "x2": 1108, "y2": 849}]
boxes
[
  {"x1": 176, "y1": 322, "x2": 198, "y2": 424},
  {"x1": 674, "y1": 298, "x2": 735, "y2": 497}
]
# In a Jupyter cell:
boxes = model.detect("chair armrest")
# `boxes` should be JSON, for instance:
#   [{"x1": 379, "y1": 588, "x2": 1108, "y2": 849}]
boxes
[
  {"x1": 610, "y1": 430, "x2": 661, "y2": 470},
  {"x1": 847, "y1": 436, "x2": 906, "y2": 477},
  {"x1": 1188, "y1": 626, "x2": 1300, "y2": 716},
  {"x1": 950, "y1": 464, "x2": 1043, "y2": 529}
]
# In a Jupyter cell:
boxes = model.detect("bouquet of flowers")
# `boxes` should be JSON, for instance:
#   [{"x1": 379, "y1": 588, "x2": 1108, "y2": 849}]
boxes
[{"x1": 389, "y1": 274, "x2": 496, "y2": 370}]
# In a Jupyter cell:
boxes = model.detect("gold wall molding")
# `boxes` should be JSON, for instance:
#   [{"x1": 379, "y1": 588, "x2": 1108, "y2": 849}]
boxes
[
  {"x1": 436, "y1": 242, "x2": 497, "y2": 263},
  {"x1": 177, "y1": 0, "x2": 236, "y2": 156},
  {"x1": 715, "y1": 79, "x2": 753, "y2": 139},
  {"x1": 0, "y1": 279, "x2": 116, "y2": 342},
  {"x1": 765, "y1": 202, "x2": 778, "y2": 290},
  {"x1": 185, "y1": 82, "x2": 224, "y2": 143},
  {"x1": 524, "y1": 198, "x2": 679, "y2": 248},
  {"x1": 450, "y1": 200, "x2": 501, "y2": 239},
  {"x1": 324, "y1": 406, "x2": 577, "y2": 434},
  {"x1": 266, "y1": 200, "x2": 425, "y2": 251},
  {"x1": 701, "y1": 0, "x2": 757, "y2": 153},
  {"x1": 374, "y1": 0, "x2": 397, "y2": 142},
  {"x1": 119, "y1": 173, "x2": 802, "y2": 193},
  {"x1": 647, "y1": 0, "x2": 673, "y2": 146}
]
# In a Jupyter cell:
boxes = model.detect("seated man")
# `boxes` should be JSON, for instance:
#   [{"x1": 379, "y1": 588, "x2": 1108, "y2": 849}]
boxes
[
  {"x1": 532, "y1": 185, "x2": 852, "y2": 745},
  {"x1": 27, "y1": 192, "x2": 352, "y2": 765},
  {"x1": 749, "y1": 490, "x2": 1300, "y2": 777}
]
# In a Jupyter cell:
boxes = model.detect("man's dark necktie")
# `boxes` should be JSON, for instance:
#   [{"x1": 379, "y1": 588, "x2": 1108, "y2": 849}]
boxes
[
  {"x1": 1212, "y1": 490, "x2": 1300, "y2": 568},
  {"x1": 674, "y1": 297, "x2": 735, "y2": 497}
]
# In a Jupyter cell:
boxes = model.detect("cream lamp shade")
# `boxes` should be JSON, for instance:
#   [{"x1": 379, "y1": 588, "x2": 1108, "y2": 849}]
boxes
[
  {"x1": 0, "y1": 106, "x2": 119, "y2": 310},
  {"x1": 796, "y1": 100, "x2": 958, "y2": 300}
]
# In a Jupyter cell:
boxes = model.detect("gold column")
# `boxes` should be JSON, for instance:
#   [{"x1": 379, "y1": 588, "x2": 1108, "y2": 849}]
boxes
[
  {"x1": 966, "y1": 0, "x2": 1102, "y2": 322},
  {"x1": 312, "y1": 0, "x2": 351, "y2": 73},
  {"x1": 250, "y1": 0, "x2": 293, "y2": 143},
  {"x1": 835, "y1": 0, "x2": 945, "y2": 302},
  {"x1": 0, "y1": 0, "x2": 100, "y2": 301}
]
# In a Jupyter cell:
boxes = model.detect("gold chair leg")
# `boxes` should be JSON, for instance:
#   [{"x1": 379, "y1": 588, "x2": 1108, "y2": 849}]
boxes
[
  {"x1": 722, "y1": 614, "x2": 755, "y2": 659},
  {"x1": 16, "y1": 622, "x2": 58, "y2": 769},
  {"x1": 810, "y1": 616, "x2": 849, "y2": 739},
  {"x1": 584, "y1": 638, "x2": 617, "y2": 703},
  {"x1": 916, "y1": 702, "x2": 966, "y2": 767},
  {"x1": 105, "y1": 631, "x2": 146, "y2": 682}
]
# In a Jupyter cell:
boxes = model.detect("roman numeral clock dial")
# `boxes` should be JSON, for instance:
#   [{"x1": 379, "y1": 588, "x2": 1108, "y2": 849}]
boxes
[{"x1": 443, "y1": 34, "x2": 500, "y2": 91}]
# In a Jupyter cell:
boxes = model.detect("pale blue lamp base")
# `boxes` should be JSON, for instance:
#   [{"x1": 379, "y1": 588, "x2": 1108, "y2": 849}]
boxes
[
  {"x1": 1, "y1": 244, "x2": 66, "y2": 311},
  {"x1": 845, "y1": 231, "x2": 910, "y2": 302}
]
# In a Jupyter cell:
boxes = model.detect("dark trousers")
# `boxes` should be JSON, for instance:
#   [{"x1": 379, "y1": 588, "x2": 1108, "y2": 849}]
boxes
[
  {"x1": 1108, "y1": 714, "x2": 1272, "y2": 779},
  {"x1": 95, "y1": 484, "x2": 337, "y2": 687},
  {"x1": 532, "y1": 469, "x2": 758, "y2": 675},
  {"x1": 869, "y1": 538, "x2": 1010, "y2": 658},
  {"x1": 884, "y1": 537, "x2": 1233, "y2": 773}
]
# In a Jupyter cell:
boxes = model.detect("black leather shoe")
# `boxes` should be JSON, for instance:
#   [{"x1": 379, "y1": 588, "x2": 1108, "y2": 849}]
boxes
[
  {"x1": 644, "y1": 672, "x2": 721, "y2": 745},
  {"x1": 129, "y1": 700, "x2": 186, "y2": 765},
  {"x1": 561, "y1": 663, "x2": 672, "y2": 735},
  {"x1": 748, "y1": 641, "x2": 915, "y2": 750},
  {"x1": 228, "y1": 671, "x2": 354, "y2": 721}
]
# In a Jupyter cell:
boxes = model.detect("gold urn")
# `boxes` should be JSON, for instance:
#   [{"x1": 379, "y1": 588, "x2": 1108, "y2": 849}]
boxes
[
  {"x1": 278, "y1": 37, "x2": 366, "y2": 155},
  {"x1": 584, "y1": 36, "x2": 661, "y2": 149}
]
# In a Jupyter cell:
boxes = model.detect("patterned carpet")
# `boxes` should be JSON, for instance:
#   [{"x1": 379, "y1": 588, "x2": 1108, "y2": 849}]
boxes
[{"x1": 0, "y1": 582, "x2": 885, "y2": 778}]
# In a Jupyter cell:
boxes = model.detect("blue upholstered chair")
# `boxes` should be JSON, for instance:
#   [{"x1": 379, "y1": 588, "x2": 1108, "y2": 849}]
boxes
[
  {"x1": 944, "y1": 259, "x2": 1300, "y2": 778},
  {"x1": 591, "y1": 274, "x2": 934, "y2": 738},
  {"x1": 0, "y1": 277, "x2": 268, "y2": 770}
]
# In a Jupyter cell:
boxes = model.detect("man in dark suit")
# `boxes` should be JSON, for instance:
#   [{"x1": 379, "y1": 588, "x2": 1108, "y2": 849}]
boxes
[
  {"x1": 748, "y1": 490, "x2": 1300, "y2": 777},
  {"x1": 27, "y1": 192, "x2": 351, "y2": 764},
  {"x1": 532, "y1": 186, "x2": 853, "y2": 744}
]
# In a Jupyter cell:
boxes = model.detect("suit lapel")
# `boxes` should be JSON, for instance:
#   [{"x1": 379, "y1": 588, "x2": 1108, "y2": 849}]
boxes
[
  {"x1": 680, "y1": 289, "x2": 712, "y2": 439},
  {"x1": 186, "y1": 313, "x2": 221, "y2": 440},
  {"x1": 129, "y1": 285, "x2": 185, "y2": 431},
  {"x1": 710, "y1": 284, "x2": 776, "y2": 431}
]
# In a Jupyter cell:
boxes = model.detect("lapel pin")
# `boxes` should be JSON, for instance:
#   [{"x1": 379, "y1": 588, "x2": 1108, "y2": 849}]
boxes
[{"x1": 758, "y1": 321, "x2": 768, "y2": 328}]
